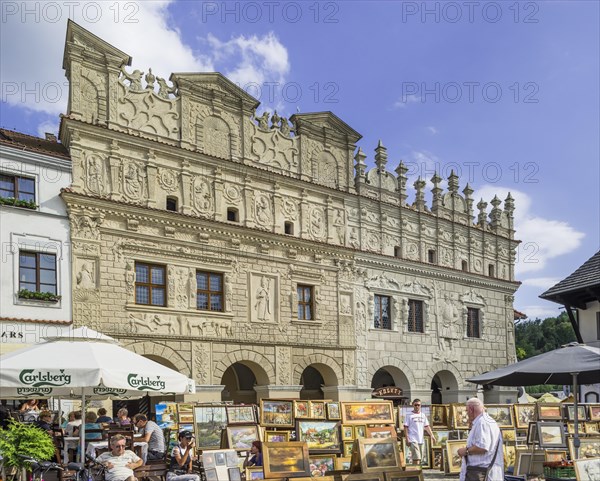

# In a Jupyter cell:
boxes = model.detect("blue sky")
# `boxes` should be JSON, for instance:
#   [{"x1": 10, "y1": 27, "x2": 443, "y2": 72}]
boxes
[{"x1": 1, "y1": 1, "x2": 598, "y2": 319}]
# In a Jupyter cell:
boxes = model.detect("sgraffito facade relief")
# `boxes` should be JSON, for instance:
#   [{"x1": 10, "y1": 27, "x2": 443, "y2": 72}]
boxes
[{"x1": 60, "y1": 21, "x2": 519, "y2": 403}]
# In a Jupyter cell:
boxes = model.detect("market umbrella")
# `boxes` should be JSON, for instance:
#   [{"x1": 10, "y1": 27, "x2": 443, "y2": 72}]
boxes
[
  {"x1": 467, "y1": 342, "x2": 600, "y2": 458},
  {"x1": 0, "y1": 326, "x2": 195, "y2": 461}
]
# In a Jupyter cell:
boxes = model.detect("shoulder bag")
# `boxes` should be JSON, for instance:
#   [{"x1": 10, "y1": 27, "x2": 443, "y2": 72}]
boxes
[{"x1": 465, "y1": 437, "x2": 501, "y2": 481}]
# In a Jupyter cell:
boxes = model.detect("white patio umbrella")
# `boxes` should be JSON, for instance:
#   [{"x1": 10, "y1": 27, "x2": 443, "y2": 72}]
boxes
[{"x1": 0, "y1": 326, "x2": 195, "y2": 461}]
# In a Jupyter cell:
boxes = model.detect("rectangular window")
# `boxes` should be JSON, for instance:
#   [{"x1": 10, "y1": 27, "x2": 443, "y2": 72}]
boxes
[
  {"x1": 374, "y1": 295, "x2": 391, "y2": 330},
  {"x1": 0, "y1": 174, "x2": 35, "y2": 201},
  {"x1": 19, "y1": 251, "x2": 57, "y2": 294},
  {"x1": 407, "y1": 299, "x2": 424, "y2": 333},
  {"x1": 135, "y1": 262, "x2": 166, "y2": 306},
  {"x1": 297, "y1": 285, "x2": 313, "y2": 320},
  {"x1": 467, "y1": 307, "x2": 481, "y2": 338},
  {"x1": 197, "y1": 271, "x2": 224, "y2": 312}
]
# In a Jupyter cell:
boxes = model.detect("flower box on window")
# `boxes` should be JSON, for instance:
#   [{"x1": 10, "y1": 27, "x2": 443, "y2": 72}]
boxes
[
  {"x1": 0, "y1": 197, "x2": 37, "y2": 209},
  {"x1": 18, "y1": 288, "x2": 61, "y2": 303}
]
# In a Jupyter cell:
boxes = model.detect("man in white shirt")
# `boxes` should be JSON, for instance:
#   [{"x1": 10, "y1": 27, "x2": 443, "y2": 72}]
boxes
[
  {"x1": 97, "y1": 434, "x2": 143, "y2": 481},
  {"x1": 457, "y1": 398, "x2": 503, "y2": 481},
  {"x1": 403, "y1": 399, "x2": 436, "y2": 465}
]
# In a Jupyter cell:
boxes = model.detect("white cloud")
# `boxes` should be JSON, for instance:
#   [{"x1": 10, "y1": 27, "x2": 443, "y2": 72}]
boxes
[
  {"x1": 521, "y1": 277, "x2": 561, "y2": 289},
  {"x1": 474, "y1": 186, "x2": 585, "y2": 275},
  {"x1": 427, "y1": 126, "x2": 438, "y2": 135},
  {"x1": 36, "y1": 120, "x2": 59, "y2": 139},
  {"x1": 393, "y1": 94, "x2": 420, "y2": 109}
]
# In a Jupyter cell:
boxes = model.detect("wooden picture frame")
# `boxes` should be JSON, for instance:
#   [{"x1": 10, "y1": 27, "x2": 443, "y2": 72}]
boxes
[
  {"x1": 585, "y1": 422, "x2": 600, "y2": 434},
  {"x1": 345, "y1": 475, "x2": 382, "y2": 481},
  {"x1": 245, "y1": 467, "x2": 265, "y2": 480},
  {"x1": 569, "y1": 435, "x2": 600, "y2": 460},
  {"x1": 295, "y1": 400, "x2": 310, "y2": 419},
  {"x1": 501, "y1": 428, "x2": 516, "y2": 443},
  {"x1": 526, "y1": 422, "x2": 538, "y2": 445},
  {"x1": 194, "y1": 405, "x2": 228, "y2": 450},
  {"x1": 344, "y1": 440, "x2": 354, "y2": 457},
  {"x1": 430, "y1": 405, "x2": 448, "y2": 427},
  {"x1": 357, "y1": 437, "x2": 402, "y2": 473},
  {"x1": 265, "y1": 430, "x2": 290, "y2": 443},
  {"x1": 514, "y1": 450, "x2": 544, "y2": 476},
  {"x1": 504, "y1": 445, "x2": 516, "y2": 470},
  {"x1": 513, "y1": 404, "x2": 536, "y2": 429},
  {"x1": 228, "y1": 467, "x2": 241, "y2": 481},
  {"x1": 573, "y1": 456, "x2": 600, "y2": 481},
  {"x1": 334, "y1": 457, "x2": 351, "y2": 471},
  {"x1": 262, "y1": 441, "x2": 311, "y2": 478},
  {"x1": 308, "y1": 455, "x2": 336, "y2": 476},
  {"x1": 327, "y1": 402, "x2": 341, "y2": 420},
  {"x1": 537, "y1": 403, "x2": 562, "y2": 420},
  {"x1": 341, "y1": 401, "x2": 394, "y2": 425},
  {"x1": 226, "y1": 424, "x2": 261, "y2": 450},
  {"x1": 204, "y1": 468, "x2": 218, "y2": 481},
  {"x1": 565, "y1": 404, "x2": 588, "y2": 421},
  {"x1": 431, "y1": 429, "x2": 451, "y2": 448},
  {"x1": 226, "y1": 405, "x2": 257, "y2": 425},
  {"x1": 589, "y1": 404, "x2": 600, "y2": 421},
  {"x1": 544, "y1": 450, "x2": 567, "y2": 462},
  {"x1": 260, "y1": 399, "x2": 294, "y2": 428},
  {"x1": 383, "y1": 470, "x2": 424, "y2": 481},
  {"x1": 310, "y1": 401, "x2": 327, "y2": 420},
  {"x1": 341, "y1": 425, "x2": 354, "y2": 441},
  {"x1": 366, "y1": 426, "x2": 396, "y2": 439},
  {"x1": 354, "y1": 425, "x2": 367, "y2": 438},
  {"x1": 486, "y1": 404, "x2": 514, "y2": 428},
  {"x1": 296, "y1": 420, "x2": 341, "y2": 454},
  {"x1": 445, "y1": 440, "x2": 466, "y2": 474},
  {"x1": 431, "y1": 447, "x2": 443, "y2": 470},
  {"x1": 451, "y1": 405, "x2": 469, "y2": 429}
]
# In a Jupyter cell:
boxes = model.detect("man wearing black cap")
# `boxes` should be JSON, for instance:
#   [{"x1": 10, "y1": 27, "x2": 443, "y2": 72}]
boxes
[{"x1": 167, "y1": 431, "x2": 199, "y2": 481}]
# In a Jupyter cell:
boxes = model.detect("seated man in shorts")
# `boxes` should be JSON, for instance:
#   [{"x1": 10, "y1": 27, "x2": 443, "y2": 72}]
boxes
[{"x1": 97, "y1": 434, "x2": 144, "y2": 481}]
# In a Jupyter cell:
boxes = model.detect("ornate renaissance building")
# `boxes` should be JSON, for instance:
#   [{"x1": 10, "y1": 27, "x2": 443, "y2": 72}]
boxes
[{"x1": 59, "y1": 21, "x2": 520, "y2": 405}]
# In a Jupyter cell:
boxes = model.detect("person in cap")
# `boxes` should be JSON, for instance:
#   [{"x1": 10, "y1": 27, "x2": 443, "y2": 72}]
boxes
[{"x1": 167, "y1": 430, "x2": 200, "y2": 481}]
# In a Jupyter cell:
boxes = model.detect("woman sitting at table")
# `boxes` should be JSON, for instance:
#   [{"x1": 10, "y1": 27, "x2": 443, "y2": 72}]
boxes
[
  {"x1": 19, "y1": 399, "x2": 40, "y2": 421},
  {"x1": 115, "y1": 408, "x2": 131, "y2": 426},
  {"x1": 82, "y1": 411, "x2": 103, "y2": 440},
  {"x1": 66, "y1": 411, "x2": 82, "y2": 436},
  {"x1": 35, "y1": 410, "x2": 54, "y2": 435}
]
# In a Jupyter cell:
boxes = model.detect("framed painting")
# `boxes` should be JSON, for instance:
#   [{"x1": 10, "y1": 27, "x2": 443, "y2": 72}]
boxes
[
  {"x1": 296, "y1": 420, "x2": 341, "y2": 454},
  {"x1": 226, "y1": 451, "x2": 239, "y2": 468},
  {"x1": 573, "y1": 456, "x2": 600, "y2": 481},
  {"x1": 246, "y1": 467, "x2": 265, "y2": 480},
  {"x1": 194, "y1": 405, "x2": 228, "y2": 450},
  {"x1": 402, "y1": 437, "x2": 430, "y2": 468},
  {"x1": 366, "y1": 426, "x2": 396, "y2": 439},
  {"x1": 262, "y1": 441, "x2": 311, "y2": 478},
  {"x1": 310, "y1": 401, "x2": 327, "y2": 420},
  {"x1": 501, "y1": 428, "x2": 517, "y2": 443},
  {"x1": 537, "y1": 403, "x2": 562, "y2": 420},
  {"x1": 327, "y1": 402, "x2": 341, "y2": 420},
  {"x1": 589, "y1": 404, "x2": 600, "y2": 421},
  {"x1": 585, "y1": 422, "x2": 599, "y2": 434},
  {"x1": 178, "y1": 402, "x2": 195, "y2": 424},
  {"x1": 445, "y1": 440, "x2": 467, "y2": 474},
  {"x1": 569, "y1": 435, "x2": 600, "y2": 460},
  {"x1": 226, "y1": 405, "x2": 257, "y2": 425},
  {"x1": 354, "y1": 425, "x2": 367, "y2": 438},
  {"x1": 567, "y1": 422, "x2": 576, "y2": 434},
  {"x1": 504, "y1": 445, "x2": 516, "y2": 470},
  {"x1": 513, "y1": 404, "x2": 536, "y2": 429},
  {"x1": 308, "y1": 455, "x2": 336, "y2": 477},
  {"x1": 295, "y1": 400, "x2": 310, "y2": 418},
  {"x1": 215, "y1": 452, "x2": 227, "y2": 466},
  {"x1": 431, "y1": 447, "x2": 443, "y2": 470},
  {"x1": 265, "y1": 430, "x2": 290, "y2": 442},
  {"x1": 334, "y1": 457, "x2": 351, "y2": 470},
  {"x1": 341, "y1": 401, "x2": 394, "y2": 425},
  {"x1": 228, "y1": 467, "x2": 241, "y2": 481},
  {"x1": 204, "y1": 468, "x2": 218, "y2": 481},
  {"x1": 544, "y1": 450, "x2": 567, "y2": 462},
  {"x1": 344, "y1": 440, "x2": 355, "y2": 457},
  {"x1": 202, "y1": 451, "x2": 216, "y2": 468},
  {"x1": 451, "y1": 405, "x2": 470, "y2": 429},
  {"x1": 431, "y1": 429, "x2": 451, "y2": 448},
  {"x1": 486, "y1": 404, "x2": 514, "y2": 428},
  {"x1": 565, "y1": 404, "x2": 588, "y2": 421},
  {"x1": 341, "y1": 425, "x2": 354, "y2": 440},
  {"x1": 345, "y1": 475, "x2": 382, "y2": 481},
  {"x1": 384, "y1": 470, "x2": 424, "y2": 481},
  {"x1": 357, "y1": 437, "x2": 402, "y2": 473},
  {"x1": 260, "y1": 399, "x2": 294, "y2": 428},
  {"x1": 226, "y1": 424, "x2": 261, "y2": 450},
  {"x1": 526, "y1": 422, "x2": 538, "y2": 445},
  {"x1": 430, "y1": 405, "x2": 448, "y2": 427}
]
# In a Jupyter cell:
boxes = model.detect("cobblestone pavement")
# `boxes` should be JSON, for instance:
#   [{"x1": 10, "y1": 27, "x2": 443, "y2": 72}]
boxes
[{"x1": 423, "y1": 469, "x2": 459, "y2": 481}]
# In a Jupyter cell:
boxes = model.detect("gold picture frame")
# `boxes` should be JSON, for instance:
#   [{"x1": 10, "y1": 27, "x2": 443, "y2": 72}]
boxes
[
  {"x1": 366, "y1": 426, "x2": 396, "y2": 439},
  {"x1": 569, "y1": 435, "x2": 600, "y2": 460},
  {"x1": 265, "y1": 430, "x2": 290, "y2": 443},
  {"x1": 544, "y1": 450, "x2": 567, "y2": 462},
  {"x1": 445, "y1": 440, "x2": 466, "y2": 474},
  {"x1": 357, "y1": 437, "x2": 402, "y2": 473},
  {"x1": 341, "y1": 425, "x2": 354, "y2": 441},
  {"x1": 334, "y1": 457, "x2": 351, "y2": 470},
  {"x1": 450, "y1": 405, "x2": 469, "y2": 429},
  {"x1": 310, "y1": 401, "x2": 327, "y2": 420},
  {"x1": 226, "y1": 424, "x2": 261, "y2": 450},
  {"x1": 430, "y1": 405, "x2": 448, "y2": 427},
  {"x1": 383, "y1": 470, "x2": 424, "y2": 481},
  {"x1": 262, "y1": 441, "x2": 311, "y2": 478},
  {"x1": 327, "y1": 402, "x2": 341, "y2": 420},
  {"x1": 537, "y1": 403, "x2": 562, "y2": 420},
  {"x1": 513, "y1": 404, "x2": 536, "y2": 429},
  {"x1": 245, "y1": 467, "x2": 264, "y2": 480},
  {"x1": 573, "y1": 456, "x2": 600, "y2": 481},
  {"x1": 486, "y1": 404, "x2": 514, "y2": 428},
  {"x1": 260, "y1": 399, "x2": 294, "y2": 428},
  {"x1": 341, "y1": 401, "x2": 394, "y2": 425},
  {"x1": 588, "y1": 404, "x2": 600, "y2": 421}
]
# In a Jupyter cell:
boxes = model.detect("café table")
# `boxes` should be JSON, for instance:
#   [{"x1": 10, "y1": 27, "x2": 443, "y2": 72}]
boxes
[{"x1": 86, "y1": 440, "x2": 149, "y2": 462}]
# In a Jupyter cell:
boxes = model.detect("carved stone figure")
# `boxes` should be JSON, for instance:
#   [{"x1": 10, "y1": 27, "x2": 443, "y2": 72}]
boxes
[
  {"x1": 192, "y1": 177, "x2": 213, "y2": 214},
  {"x1": 255, "y1": 194, "x2": 272, "y2": 227},
  {"x1": 309, "y1": 207, "x2": 325, "y2": 240},
  {"x1": 255, "y1": 111, "x2": 269, "y2": 130},
  {"x1": 438, "y1": 295, "x2": 461, "y2": 356},
  {"x1": 333, "y1": 209, "x2": 345, "y2": 244},
  {"x1": 76, "y1": 262, "x2": 95, "y2": 289},
  {"x1": 280, "y1": 117, "x2": 291, "y2": 136},
  {"x1": 270, "y1": 111, "x2": 280, "y2": 129},
  {"x1": 157, "y1": 77, "x2": 177, "y2": 99},
  {"x1": 123, "y1": 162, "x2": 145, "y2": 200},
  {"x1": 282, "y1": 197, "x2": 298, "y2": 220},
  {"x1": 255, "y1": 276, "x2": 272, "y2": 321},
  {"x1": 125, "y1": 262, "x2": 136, "y2": 298},
  {"x1": 145, "y1": 68, "x2": 156, "y2": 90},
  {"x1": 340, "y1": 294, "x2": 352, "y2": 315},
  {"x1": 120, "y1": 66, "x2": 144, "y2": 92},
  {"x1": 85, "y1": 155, "x2": 105, "y2": 195}
]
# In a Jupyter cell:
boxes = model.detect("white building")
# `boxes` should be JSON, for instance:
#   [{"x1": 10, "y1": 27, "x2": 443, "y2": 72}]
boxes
[{"x1": 0, "y1": 129, "x2": 72, "y2": 353}]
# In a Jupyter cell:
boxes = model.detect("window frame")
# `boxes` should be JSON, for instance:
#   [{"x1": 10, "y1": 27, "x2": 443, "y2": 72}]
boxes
[
  {"x1": 134, "y1": 262, "x2": 167, "y2": 307},
  {"x1": 196, "y1": 270, "x2": 224, "y2": 312},
  {"x1": 467, "y1": 307, "x2": 481, "y2": 338},
  {"x1": 18, "y1": 250, "x2": 57, "y2": 294},
  {"x1": 0, "y1": 173, "x2": 36, "y2": 202},
  {"x1": 407, "y1": 299, "x2": 424, "y2": 333},
  {"x1": 373, "y1": 294, "x2": 392, "y2": 330},
  {"x1": 297, "y1": 284, "x2": 314, "y2": 321}
]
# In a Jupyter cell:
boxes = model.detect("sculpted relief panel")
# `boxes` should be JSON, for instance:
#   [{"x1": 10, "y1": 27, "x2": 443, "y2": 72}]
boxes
[
  {"x1": 249, "y1": 273, "x2": 279, "y2": 324},
  {"x1": 248, "y1": 117, "x2": 299, "y2": 172},
  {"x1": 191, "y1": 176, "x2": 214, "y2": 218},
  {"x1": 84, "y1": 154, "x2": 108, "y2": 196}
]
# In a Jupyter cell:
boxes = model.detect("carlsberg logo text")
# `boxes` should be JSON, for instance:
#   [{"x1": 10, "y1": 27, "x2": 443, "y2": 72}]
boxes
[
  {"x1": 19, "y1": 369, "x2": 71, "y2": 387},
  {"x1": 128, "y1": 374, "x2": 165, "y2": 391}
]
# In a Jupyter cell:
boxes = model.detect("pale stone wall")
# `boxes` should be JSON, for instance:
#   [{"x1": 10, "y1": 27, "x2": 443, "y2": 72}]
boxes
[{"x1": 58, "y1": 22, "x2": 520, "y2": 403}]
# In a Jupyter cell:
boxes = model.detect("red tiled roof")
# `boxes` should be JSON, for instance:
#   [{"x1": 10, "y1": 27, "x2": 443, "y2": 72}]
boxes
[
  {"x1": 513, "y1": 309, "x2": 527, "y2": 320},
  {"x1": 0, "y1": 317, "x2": 72, "y2": 325},
  {"x1": 0, "y1": 128, "x2": 70, "y2": 160}
]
